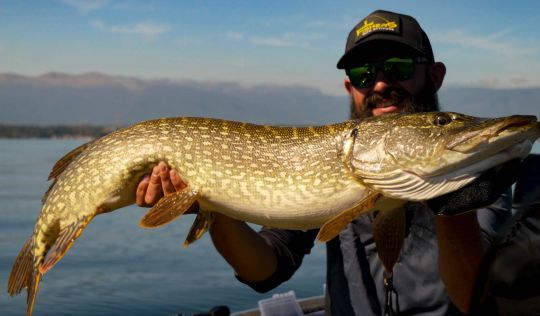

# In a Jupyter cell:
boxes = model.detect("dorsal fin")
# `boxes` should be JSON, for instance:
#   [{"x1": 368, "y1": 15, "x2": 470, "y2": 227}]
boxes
[
  {"x1": 43, "y1": 140, "x2": 95, "y2": 204},
  {"x1": 42, "y1": 182, "x2": 56, "y2": 204},
  {"x1": 48, "y1": 140, "x2": 95, "y2": 180}
]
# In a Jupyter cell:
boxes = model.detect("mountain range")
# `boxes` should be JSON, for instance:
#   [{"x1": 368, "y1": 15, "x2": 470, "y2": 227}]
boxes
[{"x1": 1, "y1": 72, "x2": 538, "y2": 126}]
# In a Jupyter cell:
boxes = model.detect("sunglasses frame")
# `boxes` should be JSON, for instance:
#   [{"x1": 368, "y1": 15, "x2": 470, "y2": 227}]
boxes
[{"x1": 346, "y1": 56, "x2": 430, "y2": 89}]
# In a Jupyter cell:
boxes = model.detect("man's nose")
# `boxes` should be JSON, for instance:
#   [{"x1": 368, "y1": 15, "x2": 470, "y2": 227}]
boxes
[{"x1": 372, "y1": 69, "x2": 392, "y2": 92}]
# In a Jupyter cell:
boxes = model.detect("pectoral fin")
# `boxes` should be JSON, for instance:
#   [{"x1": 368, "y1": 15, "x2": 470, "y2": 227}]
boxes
[
  {"x1": 317, "y1": 192, "x2": 382, "y2": 242},
  {"x1": 183, "y1": 211, "x2": 214, "y2": 248},
  {"x1": 373, "y1": 202, "x2": 407, "y2": 273},
  {"x1": 139, "y1": 188, "x2": 199, "y2": 228}
]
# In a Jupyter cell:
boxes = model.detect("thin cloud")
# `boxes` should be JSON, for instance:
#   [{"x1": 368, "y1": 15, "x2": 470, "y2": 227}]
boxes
[
  {"x1": 91, "y1": 20, "x2": 171, "y2": 40},
  {"x1": 59, "y1": 0, "x2": 108, "y2": 14},
  {"x1": 304, "y1": 17, "x2": 357, "y2": 31},
  {"x1": 433, "y1": 27, "x2": 540, "y2": 88},
  {"x1": 110, "y1": 2, "x2": 156, "y2": 12},
  {"x1": 251, "y1": 36, "x2": 296, "y2": 48},
  {"x1": 225, "y1": 32, "x2": 245, "y2": 41},
  {"x1": 432, "y1": 29, "x2": 537, "y2": 57},
  {"x1": 250, "y1": 33, "x2": 323, "y2": 48}
]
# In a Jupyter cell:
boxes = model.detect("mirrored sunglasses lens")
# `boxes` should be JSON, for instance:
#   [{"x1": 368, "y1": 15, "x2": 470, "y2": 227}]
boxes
[
  {"x1": 349, "y1": 65, "x2": 375, "y2": 88},
  {"x1": 383, "y1": 58, "x2": 415, "y2": 81}
]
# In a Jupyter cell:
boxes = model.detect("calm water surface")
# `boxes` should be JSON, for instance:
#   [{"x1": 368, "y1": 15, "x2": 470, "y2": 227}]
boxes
[{"x1": 0, "y1": 139, "x2": 326, "y2": 315}]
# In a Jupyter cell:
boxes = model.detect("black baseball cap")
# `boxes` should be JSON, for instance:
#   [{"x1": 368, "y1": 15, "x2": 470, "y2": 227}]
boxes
[{"x1": 336, "y1": 10, "x2": 434, "y2": 69}]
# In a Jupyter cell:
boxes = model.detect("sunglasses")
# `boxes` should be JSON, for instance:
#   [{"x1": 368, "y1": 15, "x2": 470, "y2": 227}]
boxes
[{"x1": 346, "y1": 57, "x2": 429, "y2": 89}]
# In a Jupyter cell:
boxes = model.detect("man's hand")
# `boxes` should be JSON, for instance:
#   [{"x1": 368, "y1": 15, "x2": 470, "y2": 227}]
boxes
[
  {"x1": 135, "y1": 161, "x2": 187, "y2": 207},
  {"x1": 134, "y1": 165, "x2": 277, "y2": 283},
  {"x1": 427, "y1": 159, "x2": 521, "y2": 216}
]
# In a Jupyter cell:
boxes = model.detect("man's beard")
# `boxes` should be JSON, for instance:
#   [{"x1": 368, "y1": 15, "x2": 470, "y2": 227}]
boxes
[{"x1": 349, "y1": 79, "x2": 441, "y2": 120}]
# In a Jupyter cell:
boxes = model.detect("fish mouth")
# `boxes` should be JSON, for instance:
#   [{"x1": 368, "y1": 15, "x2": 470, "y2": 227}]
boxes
[
  {"x1": 386, "y1": 116, "x2": 538, "y2": 199},
  {"x1": 432, "y1": 116, "x2": 539, "y2": 178},
  {"x1": 446, "y1": 115, "x2": 538, "y2": 152},
  {"x1": 359, "y1": 139, "x2": 534, "y2": 201}
]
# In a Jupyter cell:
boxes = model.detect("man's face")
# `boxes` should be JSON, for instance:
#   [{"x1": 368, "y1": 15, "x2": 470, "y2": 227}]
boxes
[{"x1": 345, "y1": 51, "x2": 442, "y2": 119}]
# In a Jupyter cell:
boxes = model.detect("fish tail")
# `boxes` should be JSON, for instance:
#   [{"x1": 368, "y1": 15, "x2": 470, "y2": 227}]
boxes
[
  {"x1": 26, "y1": 271, "x2": 41, "y2": 316},
  {"x1": 7, "y1": 238, "x2": 42, "y2": 316},
  {"x1": 7, "y1": 239, "x2": 33, "y2": 296}
]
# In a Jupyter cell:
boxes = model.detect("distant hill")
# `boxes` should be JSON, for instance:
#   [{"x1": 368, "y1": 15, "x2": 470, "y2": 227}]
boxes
[
  {"x1": 439, "y1": 86, "x2": 540, "y2": 118},
  {"x1": 0, "y1": 72, "x2": 538, "y2": 127},
  {"x1": 0, "y1": 72, "x2": 349, "y2": 126}
]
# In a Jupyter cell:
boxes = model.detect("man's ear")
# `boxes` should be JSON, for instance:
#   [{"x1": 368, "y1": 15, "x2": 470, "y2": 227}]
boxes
[
  {"x1": 429, "y1": 62, "x2": 446, "y2": 91},
  {"x1": 344, "y1": 77, "x2": 354, "y2": 95}
]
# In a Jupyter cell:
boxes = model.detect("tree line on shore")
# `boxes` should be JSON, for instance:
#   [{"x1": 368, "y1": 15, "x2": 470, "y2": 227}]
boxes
[{"x1": 0, "y1": 124, "x2": 117, "y2": 139}]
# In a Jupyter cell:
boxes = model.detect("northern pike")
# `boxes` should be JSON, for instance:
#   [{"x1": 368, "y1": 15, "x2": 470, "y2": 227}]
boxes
[{"x1": 8, "y1": 112, "x2": 540, "y2": 315}]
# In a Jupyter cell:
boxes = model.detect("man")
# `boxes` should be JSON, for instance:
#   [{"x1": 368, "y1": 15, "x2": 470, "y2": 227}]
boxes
[{"x1": 136, "y1": 10, "x2": 516, "y2": 315}]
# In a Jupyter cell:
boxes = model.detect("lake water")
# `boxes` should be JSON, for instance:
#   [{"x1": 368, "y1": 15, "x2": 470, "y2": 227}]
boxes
[
  {"x1": 0, "y1": 139, "x2": 327, "y2": 315},
  {"x1": 2, "y1": 138, "x2": 539, "y2": 316}
]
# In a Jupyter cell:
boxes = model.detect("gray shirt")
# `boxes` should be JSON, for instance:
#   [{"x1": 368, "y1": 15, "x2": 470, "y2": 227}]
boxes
[{"x1": 238, "y1": 194, "x2": 512, "y2": 316}]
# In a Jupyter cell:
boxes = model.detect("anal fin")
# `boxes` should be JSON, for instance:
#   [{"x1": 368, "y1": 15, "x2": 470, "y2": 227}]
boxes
[
  {"x1": 183, "y1": 211, "x2": 214, "y2": 248},
  {"x1": 317, "y1": 192, "x2": 382, "y2": 242},
  {"x1": 139, "y1": 188, "x2": 199, "y2": 228},
  {"x1": 373, "y1": 203, "x2": 407, "y2": 273},
  {"x1": 40, "y1": 215, "x2": 94, "y2": 274}
]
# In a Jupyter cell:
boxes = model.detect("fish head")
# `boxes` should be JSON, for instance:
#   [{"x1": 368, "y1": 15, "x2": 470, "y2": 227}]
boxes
[{"x1": 344, "y1": 112, "x2": 539, "y2": 200}]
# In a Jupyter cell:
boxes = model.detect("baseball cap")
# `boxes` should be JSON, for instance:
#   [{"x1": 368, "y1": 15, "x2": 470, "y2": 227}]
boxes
[{"x1": 336, "y1": 10, "x2": 434, "y2": 69}]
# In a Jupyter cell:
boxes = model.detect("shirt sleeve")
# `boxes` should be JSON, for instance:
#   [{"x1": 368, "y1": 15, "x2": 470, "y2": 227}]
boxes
[{"x1": 235, "y1": 228, "x2": 318, "y2": 293}]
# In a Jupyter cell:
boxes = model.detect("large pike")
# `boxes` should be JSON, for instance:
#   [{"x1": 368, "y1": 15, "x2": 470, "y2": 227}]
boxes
[{"x1": 8, "y1": 112, "x2": 540, "y2": 315}]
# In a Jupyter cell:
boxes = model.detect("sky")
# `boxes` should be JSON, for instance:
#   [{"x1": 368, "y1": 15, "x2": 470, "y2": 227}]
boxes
[{"x1": 0, "y1": 0, "x2": 539, "y2": 95}]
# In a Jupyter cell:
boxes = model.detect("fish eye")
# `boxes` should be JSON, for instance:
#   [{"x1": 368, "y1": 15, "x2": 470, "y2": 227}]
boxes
[{"x1": 434, "y1": 113, "x2": 452, "y2": 126}]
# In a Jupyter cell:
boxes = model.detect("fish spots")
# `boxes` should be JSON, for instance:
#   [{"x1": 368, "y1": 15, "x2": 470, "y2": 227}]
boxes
[
  {"x1": 231, "y1": 172, "x2": 246, "y2": 180},
  {"x1": 211, "y1": 170, "x2": 224, "y2": 177},
  {"x1": 264, "y1": 177, "x2": 277, "y2": 182}
]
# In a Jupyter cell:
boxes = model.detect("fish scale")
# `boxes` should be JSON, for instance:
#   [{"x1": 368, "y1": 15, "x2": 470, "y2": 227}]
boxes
[{"x1": 7, "y1": 112, "x2": 540, "y2": 316}]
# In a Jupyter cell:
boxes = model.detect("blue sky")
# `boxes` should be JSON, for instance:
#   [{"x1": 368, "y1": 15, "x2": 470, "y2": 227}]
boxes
[{"x1": 1, "y1": 0, "x2": 539, "y2": 95}]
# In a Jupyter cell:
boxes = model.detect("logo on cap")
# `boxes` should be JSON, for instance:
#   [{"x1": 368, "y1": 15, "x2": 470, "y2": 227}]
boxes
[{"x1": 355, "y1": 14, "x2": 399, "y2": 39}]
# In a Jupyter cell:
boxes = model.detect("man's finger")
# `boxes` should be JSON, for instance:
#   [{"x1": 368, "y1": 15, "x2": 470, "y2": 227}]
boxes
[
  {"x1": 135, "y1": 175, "x2": 150, "y2": 206},
  {"x1": 159, "y1": 163, "x2": 177, "y2": 195},
  {"x1": 170, "y1": 169, "x2": 187, "y2": 191},
  {"x1": 145, "y1": 164, "x2": 164, "y2": 205}
]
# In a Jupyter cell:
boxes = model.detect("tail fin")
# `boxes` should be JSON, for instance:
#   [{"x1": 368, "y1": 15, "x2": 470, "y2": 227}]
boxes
[{"x1": 7, "y1": 239, "x2": 42, "y2": 316}]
